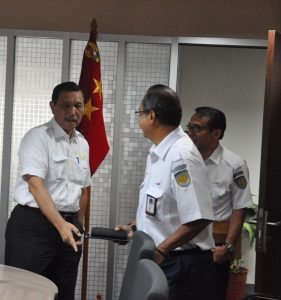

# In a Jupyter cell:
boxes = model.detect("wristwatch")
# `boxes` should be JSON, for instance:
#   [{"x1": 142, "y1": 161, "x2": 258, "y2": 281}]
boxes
[{"x1": 224, "y1": 241, "x2": 234, "y2": 252}]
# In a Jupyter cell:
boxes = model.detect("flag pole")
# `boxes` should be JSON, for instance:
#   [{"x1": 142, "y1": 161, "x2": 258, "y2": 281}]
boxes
[
  {"x1": 81, "y1": 186, "x2": 91, "y2": 300},
  {"x1": 78, "y1": 17, "x2": 110, "y2": 300}
]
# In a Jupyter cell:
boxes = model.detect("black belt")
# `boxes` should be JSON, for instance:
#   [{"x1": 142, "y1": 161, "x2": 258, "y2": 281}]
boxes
[
  {"x1": 18, "y1": 204, "x2": 77, "y2": 221},
  {"x1": 59, "y1": 211, "x2": 78, "y2": 221},
  {"x1": 169, "y1": 247, "x2": 201, "y2": 256}
]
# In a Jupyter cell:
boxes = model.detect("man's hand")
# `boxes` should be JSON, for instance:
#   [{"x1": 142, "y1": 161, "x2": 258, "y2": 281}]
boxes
[
  {"x1": 26, "y1": 175, "x2": 82, "y2": 252},
  {"x1": 58, "y1": 221, "x2": 82, "y2": 252},
  {"x1": 213, "y1": 245, "x2": 233, "y2": 264},
  {"x1": 154, "y1": 248, "x2": 167, "y2": 265},
  {"x1": 114, "y1": 224, "x2": 134, "y2": 244}
]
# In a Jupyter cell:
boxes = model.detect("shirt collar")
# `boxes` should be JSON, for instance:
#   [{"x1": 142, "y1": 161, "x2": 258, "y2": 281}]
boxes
[
  {"x1": 205, "y1": 144, "x2": 222, "y2": 165},
  {"x1": 150, "y1": 126, "x2": 185, "y2": 160},
  {"x1": 50, "y1": 117, "x2": 78, "y2": 141}
]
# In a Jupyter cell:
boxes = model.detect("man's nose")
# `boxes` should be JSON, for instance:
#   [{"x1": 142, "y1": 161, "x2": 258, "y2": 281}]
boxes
[{"x1": 69, "y1": 106, "x2": 78, "y2": 114}]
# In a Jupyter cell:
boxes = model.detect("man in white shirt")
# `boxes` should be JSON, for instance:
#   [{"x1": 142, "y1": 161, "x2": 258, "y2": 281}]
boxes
[
  {"x1": 187, "y1": 106, "x2": 253, "y2": 300},
  {"x1": 5, "y1": 82, "x2": 92, "y2": 300},
  {"x1": 116, "y1": 85, "x2": 215, "y2": 300}
]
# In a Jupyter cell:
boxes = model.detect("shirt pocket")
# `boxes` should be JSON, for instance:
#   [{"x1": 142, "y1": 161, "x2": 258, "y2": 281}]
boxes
[
  {"x1": 211, "y1": 183, "x2": 226, "y2": 198},
  {"x1": 51, "y1": 154, "x2": 68, "y2": 180},
  {"x1": 211, "y1": 181, "x2": 231, "y2": 209},
  {"x1": 145, "y1": 186, "x2": 164, "y2": 220},
  {"x1": 70, "y1": 158, "x2": 89, "y2": 185}
]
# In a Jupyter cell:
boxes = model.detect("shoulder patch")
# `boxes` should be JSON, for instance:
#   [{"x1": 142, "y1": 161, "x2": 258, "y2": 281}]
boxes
[
  {"x1": 234, "y1": 176, "x2": 247, "y2": 189},
  {"x1": 174, "y1": 169, "x2": 191, "y2": 187}
]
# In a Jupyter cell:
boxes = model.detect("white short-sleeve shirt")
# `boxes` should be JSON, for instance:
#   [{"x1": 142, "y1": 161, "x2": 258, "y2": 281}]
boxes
[
  {"x1": 205, "y1": 144, "x2": 253, "y2": 221},
  {"x1": 13, "y1": 118, "x2": 92, "y2": 212},
  {"x1": 136, "y1": 126, "x2": 215, "y2": 250}
]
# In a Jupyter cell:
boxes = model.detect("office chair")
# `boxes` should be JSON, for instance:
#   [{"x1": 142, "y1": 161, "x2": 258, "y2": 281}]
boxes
[
  {"x1": 122, "y1": 258, "x2": 168, "y2": 300},
  {"x1": 119, "y1": 230, "x2": 156, "y2": 300}
]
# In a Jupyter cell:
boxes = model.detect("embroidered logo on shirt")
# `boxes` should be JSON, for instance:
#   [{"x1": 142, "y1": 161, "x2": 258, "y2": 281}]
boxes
[
  {"x1": 174, "y1": 169, "x2": 191, "y2": 187},
  {"x1": 234, "y1": 175, "x2": 247, "y2": 189}
]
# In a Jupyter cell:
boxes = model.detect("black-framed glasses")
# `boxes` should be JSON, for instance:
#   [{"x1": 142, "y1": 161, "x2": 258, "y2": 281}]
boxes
[{"x1": 186, "y1": 123, "x2": 209, "y2": 133}]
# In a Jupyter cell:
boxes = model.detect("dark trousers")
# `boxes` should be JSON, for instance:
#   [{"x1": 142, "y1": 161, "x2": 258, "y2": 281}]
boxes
[
  {"x1": 5, "y1": 204, "x2": 83, "y2": 300},
  {"x1": 215, "y1": 261, "x2": 230, "y2": 300},
  {"x1": 160, "y1": 249, "x2": 216, "y2": 300}
]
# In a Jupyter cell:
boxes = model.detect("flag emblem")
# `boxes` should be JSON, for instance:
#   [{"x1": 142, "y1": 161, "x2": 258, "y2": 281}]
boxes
[{"x1": 85, "y1": 42, "x2": 100, "y2": 62}]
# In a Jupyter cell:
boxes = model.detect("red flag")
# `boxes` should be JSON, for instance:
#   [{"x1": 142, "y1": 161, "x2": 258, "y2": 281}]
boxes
[{"x1": 78, "y1": 19, "x2": 109, "y2": 175}]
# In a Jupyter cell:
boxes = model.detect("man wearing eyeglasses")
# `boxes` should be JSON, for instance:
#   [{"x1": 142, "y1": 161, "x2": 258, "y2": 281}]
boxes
[
  {"x1": 186, "y1": 107, "x2": 253, "y2": 300},
  {"x1": 116, "y1": 85, "x2": 216, "y2": 300}
]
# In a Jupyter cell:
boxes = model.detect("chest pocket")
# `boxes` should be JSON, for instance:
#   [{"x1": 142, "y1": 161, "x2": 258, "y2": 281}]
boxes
[
  {"x1": 211, "y1": 183, "x2": 226, "y2": 198},
  {"x1": 145, "y1": 186, "x2": 164, "y2": 220},
  {"x1": 51, "y1": 154, "x2": 68, "y2": 180},
  {"x1": 70, "y1": 158, "x2": 89, "y2": 185},
  {"x1": 211, "y1": 181, "x2": 231, "y2": 207}
]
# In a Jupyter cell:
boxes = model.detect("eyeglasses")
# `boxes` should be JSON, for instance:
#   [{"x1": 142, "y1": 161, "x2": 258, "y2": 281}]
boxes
[
  {"x1": 186, "y1": 123, "x2": 209, "y2": 133},
  {"x1": 134, "y1": 110, "x2": 151, "y2": 115}
]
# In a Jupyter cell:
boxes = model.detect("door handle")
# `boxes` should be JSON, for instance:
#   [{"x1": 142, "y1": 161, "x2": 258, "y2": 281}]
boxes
[
  {"x1": 266, "y1": 220, "x2": 281, "y2": 226},
  {"x1": 256, "y1": 209, "x2": 281, "y2": 253},
  {"x1": 250, "y1": 219, "x2": 281, "y2": 227}
]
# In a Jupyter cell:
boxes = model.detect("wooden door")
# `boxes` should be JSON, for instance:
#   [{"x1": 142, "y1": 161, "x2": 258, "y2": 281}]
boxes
[{"x1": 255, "y1": 30, "x2": 281, "y2": 298}]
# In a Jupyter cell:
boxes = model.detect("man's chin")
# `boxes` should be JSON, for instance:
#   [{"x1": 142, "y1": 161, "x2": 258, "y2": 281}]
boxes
[{"x1": 63, "y1": 123, "x2": 78, "y2": 134}]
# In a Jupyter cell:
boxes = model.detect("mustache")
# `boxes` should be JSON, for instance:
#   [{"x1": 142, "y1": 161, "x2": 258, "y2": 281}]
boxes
[{"x1": 64, "y1": 115, "x2": 78, "y2": 122}]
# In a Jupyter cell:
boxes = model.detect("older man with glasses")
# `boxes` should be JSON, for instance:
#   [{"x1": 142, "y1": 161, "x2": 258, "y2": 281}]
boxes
[
  {"x1": 187, "y1": 106, "x2": 253, "y2": 300},
  {"x1": 116, "y1": 85, "x2": 216, "y2": 300}
]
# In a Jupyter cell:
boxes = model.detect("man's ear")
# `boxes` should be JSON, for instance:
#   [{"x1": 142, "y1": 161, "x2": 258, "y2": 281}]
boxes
[
  {"x1": 149, "y1": 110, "x2": 158, "y2": 124},
  {"x1": 49, "y1": 101, "x2": 55, "y2": 114},
  {"x1": 213, "y1": 128, "x2": 222, "y2": 140}
]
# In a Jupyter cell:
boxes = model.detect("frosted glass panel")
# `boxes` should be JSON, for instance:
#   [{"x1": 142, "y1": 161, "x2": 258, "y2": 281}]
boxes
[
  {"x1": 112, "y1": 42, "x2": 171, "y2": 299},
  {"x1": 9, "y1": 37, "x2": 63, "y2": 214}
]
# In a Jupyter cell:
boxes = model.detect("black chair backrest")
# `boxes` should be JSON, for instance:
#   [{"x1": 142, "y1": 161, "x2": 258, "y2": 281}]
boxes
[
  {"x1": 124, "y1": 259, "x2": 169, "y2": 300},
  {"x1": 119, "y1": 231, "x2": 155, "y2": 300}
]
